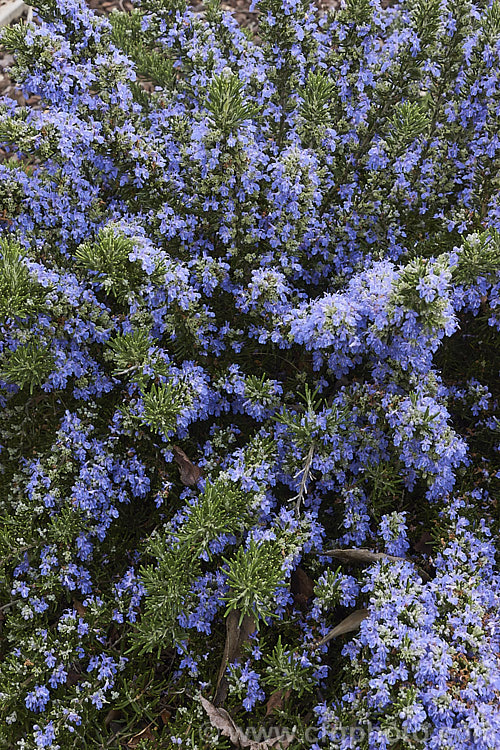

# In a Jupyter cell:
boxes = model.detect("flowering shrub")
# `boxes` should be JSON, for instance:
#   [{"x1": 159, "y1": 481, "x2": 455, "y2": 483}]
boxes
[{"x1": 0, "y1": 0, "x2": 499, "y2": 747}]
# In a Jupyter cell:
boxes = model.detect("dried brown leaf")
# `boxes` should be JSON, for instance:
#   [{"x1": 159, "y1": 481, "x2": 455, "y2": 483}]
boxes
[
  {"x1": 72, "y1": 599, "x2": 86, "y2": 616},
  {"x1": 323, "y1": 548, "x2": 430, "y2": 581},
  {"x1": 413, "y1": 531, "x2": 434, "y2": 555},
  {"x1": 265, "y1": 688, "x2": 291, "y2": 716},
  {"x1": 200, "y1": 697, "x2": 245, "y2": 746},
  {"x1": 65, "y1": 668, "x2": 83, "y2": 687},
  {"x1": 214, "y1": 608, "x2": 256, "y2": 706},
  {"x1": 323, "y1": 548, "x2": 402, "y2": 564},
  {"x1": 127, "y1": 723, "x2": 157, "y2": 748},
  {"x1": 290, "y1": 567, "x2": 314, "y2": 609},
  {"x1": 200, "y1": 697, "x2": 294, "y2": 749},
  {"x1": 310, "y1": 608, "x2": 369, "y2": 649},
  {"x1": 159, "y1": 708, "x2": 171, "y2": 725},
  {"x1": 172, "y1": 445, "x2": 203, "y2": 485},
  {"x1": 262, "y1": 736, "x2": 295, "y2": 749},
  {"x1": 104, "y1": 708, "x2": 121, "y2": 727}
]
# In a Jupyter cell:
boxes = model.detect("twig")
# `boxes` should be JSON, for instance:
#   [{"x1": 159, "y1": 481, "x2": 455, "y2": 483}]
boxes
[
  {"x1": 112, "y1": 364, "x2": 141, "y2": 377},
  {"x1": 291, "y1": 442, "x2": 315, "y2": 516}
]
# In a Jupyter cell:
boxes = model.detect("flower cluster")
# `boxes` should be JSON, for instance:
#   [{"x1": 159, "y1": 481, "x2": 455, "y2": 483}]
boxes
[
  {"x1": 318, "y1": 517, "x2": 500, "y2": 750},
  {"x1": 0, "y1": 0, "x2": 499, "y2": 747}
]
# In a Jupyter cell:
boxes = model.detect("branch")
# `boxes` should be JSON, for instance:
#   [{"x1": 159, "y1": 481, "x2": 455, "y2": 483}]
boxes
[{"x1": 291, "y1": 442, "x2": 315, "y2": 516}]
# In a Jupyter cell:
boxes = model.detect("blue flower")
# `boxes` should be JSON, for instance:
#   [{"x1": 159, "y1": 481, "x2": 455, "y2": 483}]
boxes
[{"x1": 25, "y1": 685, "x2": 50, "y2": 713}]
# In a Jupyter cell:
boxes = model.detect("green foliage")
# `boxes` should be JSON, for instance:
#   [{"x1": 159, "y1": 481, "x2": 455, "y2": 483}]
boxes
[
  {"x1": 107, "y1": 329, "x2": 152, "y2": 377},
  {"x1": 391, "y1": 254, "x2": 453, "y2": 330},
  {"x1": 263, "y1": 636, "x2": 315, "y2": 697},
  {"x1": 409, "y1": 0, "x2": 442, "y2": 45},
  {"x1": 0, "y1": 341, "x2": 54, "y2": 395},
  {"x1": 0, "y1": 239, "x2": 49, "y2": 321},
  {"x1": 0, "y1": 113, "x2": 50, "y2": 157},
  {"x1": 300, "y1": 72, "x2": 336, "y2": 125},
  {"x1": 313, "y1": 568, "x2": 343, "y2": 610},
  {"x1": 387, "y1": 101, "x2": 429, "y2": 150},
  {"x1": 135, "y1": 538, "x2": 200, "y2": 652},
  {"x1": 363, "y1": 460, "x2": 406, "y2": 513},
  {"x1": 175, "y1": 478, "x2": 251, "y2": 556},
  {"x1": 0, "y1": 22, "x2": 61, "y2": 83},
  {"x1": 276, "y1": 385, "x2": 346, "y2": 454},
  {"x1": 0, "y1": 160, "x2": 27, "y2": 217},
  {"x1": 484, "y1": 0, "x2": 500, "y2": 35},
  {"x1": 453, "y1": 229, "x2": 500, "y2": 285},
  {"x1": 109, "y1": 10, "x2": 176, "y2": 89},
  {"x1": 205, "y1": 70, "x2": 260, "y2": 136},
  {"x1": 140, "y1": 380, "x2": 190, "y2": 435},
  {"x1": 75, "y1": 226, "x2": 164, "y2": 302},
  {"x1": 299, "y1": 72, "x2": 336, "y2": 146},
  {"x1": 223, "y1": 539, "x2": 284, "y2": 627},
  {"x1": 340, "y1": 0, "x2": 373, "y2": 26},
  {"x1": 0, "y1": 0, "x2": 499, "y2": 744},
  {"x1": 134, "y1": 476, "x2": 256, "y2": 653},
  {"x1": 134, "y1": 0, "x2": 187, "y2": 15}
]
